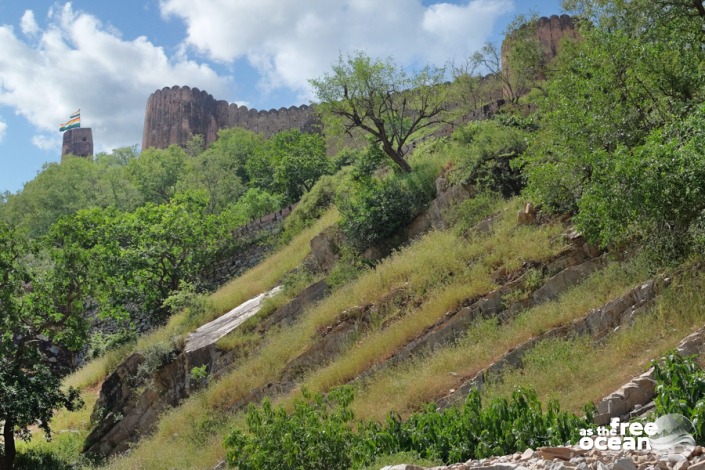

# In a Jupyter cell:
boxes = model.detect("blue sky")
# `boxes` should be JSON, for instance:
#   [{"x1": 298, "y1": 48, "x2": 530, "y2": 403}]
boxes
[{"x1": 0, "y1": 0, "x2": 564, "y2": 193}]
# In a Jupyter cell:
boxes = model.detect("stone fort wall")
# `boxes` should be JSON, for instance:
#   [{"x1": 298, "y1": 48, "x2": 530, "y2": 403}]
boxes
[
  {"x1": 141, "y1": 86, "x2": 319, "y2": 150},
  {"x1": 142, "y1": 16, "x2": 575, "y2": 152}
]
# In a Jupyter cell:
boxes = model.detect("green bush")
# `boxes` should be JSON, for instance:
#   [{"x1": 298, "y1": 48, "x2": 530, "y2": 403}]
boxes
[
  {"x1": 447, "y1": 120, "x2": 528, "y2": 198},
  {"x1": 337, "y1": 171, "x2": 435, "y2": 251},
  {"x1": 225, "y1": 387, "x2": 360, "y2": 470},
  {"x1": 86, "y1": 330, "x2": 137, "y2": 360},
  {"x1": 136, "y1": 341, "x2": 179, "y2": 382},
  {"x1": 365, "y1": 387, "x2": 588, "y2": 463},
  {"x1": 162, "y1": 281, "x2": 215, "y2": 327},
  {"x1": 224, "y1": 385, "x2": 590, "y2": 469},
  {"x1": 652, "y1": 353, "x2": 705, "y2": 442},
  {"x1": 575, "y1": 105, "x2": 705, "y2": 261}
]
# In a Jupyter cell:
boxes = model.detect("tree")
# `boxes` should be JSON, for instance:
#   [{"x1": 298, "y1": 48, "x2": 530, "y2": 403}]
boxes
[
  {"x1": 0, "y1": 223, "x2": 87, "y2": 470},
  {"x1": 245, "y1": 130, "x2": 331, "y2": 203},
  {"x1": 128, "y1": 145, "x2": 187, "y2": 204},
  {"x1": 518, "y1": 0, "x2": 705, "y2": 213},
  {"x1": 469, "y1": 15, "x2": 547, "y2": 104},
  {"x1": 576, "y1": 104, "x2": 705, "y2": 258},
  {"x1": 310, "y1": 52, "x2": 448, "y2": 173},
  {"x1": 54, "y1": 192, "x2": 221, "y2": 323},
  {"x1": 268, "y1": 130, "x2": 331, "y2": 202}
]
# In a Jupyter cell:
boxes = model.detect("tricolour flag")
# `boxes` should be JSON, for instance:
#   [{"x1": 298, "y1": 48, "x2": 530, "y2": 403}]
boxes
[{"x1": 59, "y1": 109, "x2": 81, "y2": 132}]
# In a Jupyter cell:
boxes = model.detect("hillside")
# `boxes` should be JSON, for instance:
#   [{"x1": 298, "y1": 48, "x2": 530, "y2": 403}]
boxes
[
  {"x1": 4, "y1": 3, "x2": 705, "y2": 470},
  {"x1": 14, "y1": 152, "x2": 705, "y2": 469}
]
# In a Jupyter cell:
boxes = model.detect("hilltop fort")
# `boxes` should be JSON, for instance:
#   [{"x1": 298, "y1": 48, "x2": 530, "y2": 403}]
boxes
[{"x1": 140, "y1": 15, "x2": 576, "y2": 151}]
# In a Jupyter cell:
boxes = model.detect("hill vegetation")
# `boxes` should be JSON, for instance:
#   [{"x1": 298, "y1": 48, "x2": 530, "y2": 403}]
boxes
[{"x1": 3, "y1": 1, "x2": 705, "y2": 469}]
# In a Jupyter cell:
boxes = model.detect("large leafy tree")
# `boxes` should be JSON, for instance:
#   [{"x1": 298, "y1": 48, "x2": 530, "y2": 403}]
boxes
[
  {"x1": 0, "y1": 224, "x2": 88, "y2": 470},
  {"x1": 519, "y1": 0, "x2": 705, "y2": 213},
  {"x1": 128, "y1": 145, "x2": 187, "y2": 204},
  {"x1": 52, "y1": 192, "x2": 221, "y2": 324},
  {"x1": 310, "y1": 52, "x2": 447, "y2": 173},
  {"x1": 246, "y1": 130, "x2": 331, "y2": 203}
]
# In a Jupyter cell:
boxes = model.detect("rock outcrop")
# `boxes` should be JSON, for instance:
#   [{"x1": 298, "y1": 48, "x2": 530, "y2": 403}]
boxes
[
  {"x1": 141, "y1": 85, "x2": 319, "y2": 149},
  {"x1": 535, "y1": 15, "x2": 579, "y2": 60},
  {"x1": 501, "y1": 15, "x2": 578, "y2": 96},
  {"x1": 437, "y1": 276, "x2": 669, "y2": 409},
  {"x1": 84, "y1": 282, "x2": 329, "y2": 457}
]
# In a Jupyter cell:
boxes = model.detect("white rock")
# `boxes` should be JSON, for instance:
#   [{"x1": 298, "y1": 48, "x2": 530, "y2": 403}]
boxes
[{"x1": 612, "y1": 458, "x2": 638, "y2": 470}]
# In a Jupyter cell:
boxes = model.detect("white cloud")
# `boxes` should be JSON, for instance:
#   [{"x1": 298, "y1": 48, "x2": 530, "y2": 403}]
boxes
[
  {"x1": 0, "y1": 3, "x2": 230, "y2": 152},
  {"x1": 32, "y1": 134, "x2": 60, "y2": 151},
  {"x1": 0, "y1": 120, "x2": 6, "y2": 143},
  {"x1": 20, "y1": 10, "x2": 39, "y2": 37},
  {"x1": 160, "y1": 0, "x2": 514, "y2": 99}
]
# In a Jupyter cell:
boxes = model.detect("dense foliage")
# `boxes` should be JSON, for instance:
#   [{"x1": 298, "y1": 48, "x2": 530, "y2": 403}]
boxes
[
  {"x1": 337, "y1": 169, "x2": 435, "y2": 251},
  {"x1": 448, "y1": 119, "x2": 529, "y2": 198},
  {"x1": 518, "y1": 0, "x2": 705, "y2": 259},
  {"x1": 652, "y1": 353, "x2": 705, "y2": 443},
  {"x1": 225, "y1": 386, "x2": 590, "y2": 470},
  {"x1": 0, "y1": 223, "x2": 86, "y2": 470},
  {"x1": 0, "y1": 129, "x2": 328, "y2": 238}
]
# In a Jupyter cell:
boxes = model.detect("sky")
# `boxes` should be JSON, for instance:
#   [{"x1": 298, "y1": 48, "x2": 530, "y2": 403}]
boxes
[{"x1": 0, "y1": 0, "x2": 564, "y2": 194}]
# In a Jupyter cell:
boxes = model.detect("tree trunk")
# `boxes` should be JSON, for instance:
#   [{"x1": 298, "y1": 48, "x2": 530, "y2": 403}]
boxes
[
  {"x1": 381, "y1": 140, "x2": 412, "y2": 173},
  {"x1": 1, "y1": 417, "x2": 16, "y2": 470}
]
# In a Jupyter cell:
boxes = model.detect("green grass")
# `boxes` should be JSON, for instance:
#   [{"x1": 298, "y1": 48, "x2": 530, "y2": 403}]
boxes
[
  {"x1": 346, "y1": 259, "x2": 650, "y2": 421},
  {"x1": 482, "y1": 266, "x2": 705, "y2": 413},
  {"x1": 88, "y1": 199, "x2": 569, "y2": 469}
]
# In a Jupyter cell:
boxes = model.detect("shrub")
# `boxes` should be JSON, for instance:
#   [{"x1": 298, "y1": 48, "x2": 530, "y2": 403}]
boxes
[
  {"x1": 569, "y1": 104, "x2": 705, "y2": 264},
  {"x1": 652, "y1": 352, "x2": 705, "y2": 442},
  {"x1": 86, "y1": 330, "x2": 137, "y2": 360},
  {"x1": 337, "y1": 171, "x2": 434, "y2": 251},
  {"x1": 447, "y1": 120, "x2": 528, "y2": 198},
  {"x1": 225, "y1": 387, "x2": 360, "y2": 470},
  {"x1": 162, "y1": 281, "x2": 214, "y2": 327},
  {"x1": 136, "y1": 341, "x2": 179, "y2": 382},
  {"x1": 224, "y1": 385, "x2": 591, "y2": 469}
]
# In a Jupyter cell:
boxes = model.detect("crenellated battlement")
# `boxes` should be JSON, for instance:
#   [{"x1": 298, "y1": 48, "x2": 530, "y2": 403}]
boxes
[
  {"x1": 141, "y1": 85, "x2": 319, "y2": 150},
  {"x1": 142, "y1": 15, "x2": 576, "y2": 151}
]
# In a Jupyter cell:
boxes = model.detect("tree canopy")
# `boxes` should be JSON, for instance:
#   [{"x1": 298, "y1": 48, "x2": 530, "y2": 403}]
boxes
[
  {"x1": 310, "y1": 52, "x2": 448, "y2": 172},
  {"x1": 0, "y1": 223, "x2": 87, "y2": 470}
]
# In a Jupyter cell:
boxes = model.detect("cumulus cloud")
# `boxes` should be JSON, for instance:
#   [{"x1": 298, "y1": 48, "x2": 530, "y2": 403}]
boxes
[
  {"x1": 160, "y1": 0, "x2": 514, "y2": 99},
  {"x1": 0, "y1": 120, "x2": 7, "y2": 143},
  {"x1": 0, "y1": 3, "x2": 230, "y2": 152},
  {"x1": 20, "y1": 10, "x2": 39, "y2": 37}
]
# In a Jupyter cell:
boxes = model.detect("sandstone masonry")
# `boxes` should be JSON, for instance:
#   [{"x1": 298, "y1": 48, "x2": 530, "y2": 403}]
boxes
[{"x1": 141, "y1": 85, "x2": 319, "y2": 149}]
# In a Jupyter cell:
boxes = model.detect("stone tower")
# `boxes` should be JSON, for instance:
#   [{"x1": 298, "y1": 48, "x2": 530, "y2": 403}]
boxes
[
  {"x1": 501, "y1": 14, "x2": 578, "y2": 97},
  {"x1": 61, "y1": 128, "x2": 94, "y2": 160}
]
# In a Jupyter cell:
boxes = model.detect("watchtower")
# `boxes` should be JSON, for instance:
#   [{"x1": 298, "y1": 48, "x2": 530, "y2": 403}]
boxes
[{"x1": 61, "y1": 128, "x2": 93, "y2": 160}]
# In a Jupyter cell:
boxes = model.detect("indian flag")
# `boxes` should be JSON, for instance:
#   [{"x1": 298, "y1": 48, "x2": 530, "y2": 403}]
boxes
[{"x1": 59, "y1": 109, "x2": 81, "y2": 132}]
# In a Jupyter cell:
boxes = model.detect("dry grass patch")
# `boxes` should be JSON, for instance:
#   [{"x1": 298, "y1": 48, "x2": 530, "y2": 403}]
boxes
[
  {"x1": 482, "y1": 268, "x2": 705, "y2": 413},
  {"x1": 349, "y1": 260, "x2": 649, "y2": 421},
  {"x1": 300, "y1": 202, "x2": 567, "y2": 396}
]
